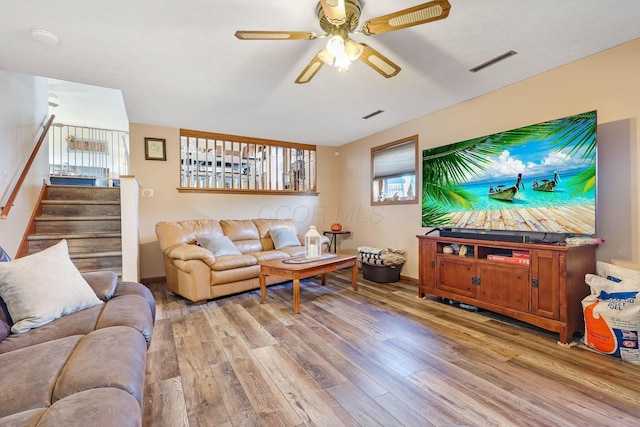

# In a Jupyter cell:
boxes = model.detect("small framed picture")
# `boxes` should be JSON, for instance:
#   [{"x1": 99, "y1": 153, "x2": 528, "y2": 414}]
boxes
[{"x1": 145, "y1": 137, "x2": 166, "y2": 161}]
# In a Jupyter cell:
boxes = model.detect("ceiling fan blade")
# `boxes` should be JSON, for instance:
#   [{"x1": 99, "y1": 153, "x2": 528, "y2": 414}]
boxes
[
  {"x1": 361, "y1": 0, "x2": 451, "y2": 36},
  {"x1": 320, "y1": 0, "x2": 347, "y2": 25},
  {"x1": 235, "y1": 31, "x2": 317, "y2": 40},
  {"x1": 358, "y1": 44, "x2": 400, "y2": 78},
  {"x1": 295, "y1": 52, "x2": 325, "y2": 84}
]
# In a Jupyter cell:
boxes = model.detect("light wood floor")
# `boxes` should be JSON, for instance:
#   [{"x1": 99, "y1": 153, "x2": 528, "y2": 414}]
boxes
[{"x1": 143, "y1": 271, "x2": 640, "y2": 426}]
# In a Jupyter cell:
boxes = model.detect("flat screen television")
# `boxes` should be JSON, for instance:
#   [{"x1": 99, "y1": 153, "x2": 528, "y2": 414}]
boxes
[{"x1": 421, "y1": 110, "x2": 597, "y2": 241}]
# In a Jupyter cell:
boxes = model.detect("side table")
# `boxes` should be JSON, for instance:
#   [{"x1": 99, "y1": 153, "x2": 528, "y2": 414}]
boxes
[{"x1": 323, "y1": 231, "x2": 351, "y2": 253}]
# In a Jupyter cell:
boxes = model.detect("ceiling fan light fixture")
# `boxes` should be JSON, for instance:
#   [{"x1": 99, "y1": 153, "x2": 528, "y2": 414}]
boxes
[
  {"x1": 345, "y1": 39, "x2": 364, "y2": 60},
  {"x1": 326, "y1": 35, "x2": 345, "y2": 57},
  {"x1": 334, "y1": 54, "x2": 351, "y2": 72}
]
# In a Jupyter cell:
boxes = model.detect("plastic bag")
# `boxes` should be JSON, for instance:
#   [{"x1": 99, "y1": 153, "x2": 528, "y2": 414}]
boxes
[{"x1": 582, "y1": 263, "x2": 640, "y2": 364}]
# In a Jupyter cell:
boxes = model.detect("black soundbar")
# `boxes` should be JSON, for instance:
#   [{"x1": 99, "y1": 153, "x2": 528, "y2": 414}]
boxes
[{"x1": 439, "y1": 229, "x2": 530, "y2": 243}]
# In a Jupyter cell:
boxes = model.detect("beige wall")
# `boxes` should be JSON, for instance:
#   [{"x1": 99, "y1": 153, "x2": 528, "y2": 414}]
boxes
[
  {"x1": 334, "y1": 40, "x2": 640, "y2": 280},
  {"x1": 130, "y1": 123, "x2": 341, "y2": 279},
  {"x1": 0, "y1": 71, "x2": 49, "y2": 257}
]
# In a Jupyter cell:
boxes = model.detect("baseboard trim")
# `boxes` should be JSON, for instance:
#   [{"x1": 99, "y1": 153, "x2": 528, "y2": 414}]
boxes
[{"x1": 140, "y1": 276, "x2": 166, "y2": 285}]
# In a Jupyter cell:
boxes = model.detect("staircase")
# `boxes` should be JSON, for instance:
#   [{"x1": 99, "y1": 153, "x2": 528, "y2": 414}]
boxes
[{"x1": 27, "y1": 185, "x2": 123, "y2": 276}]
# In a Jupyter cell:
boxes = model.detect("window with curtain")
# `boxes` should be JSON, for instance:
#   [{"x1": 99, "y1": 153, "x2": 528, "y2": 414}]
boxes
[{"x1": 371, "y1": 135, "x2": 418, "y2": 205}]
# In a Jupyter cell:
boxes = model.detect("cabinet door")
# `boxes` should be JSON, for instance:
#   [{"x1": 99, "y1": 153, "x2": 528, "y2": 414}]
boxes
[
  {"x1": 530, "y1": 250, "x2": 560, "y2": 319},
  {"x1": 476, "y1": 262, "x2": 529, "y2": 312},
  {"x1": 419, "y1": 239, "x2": 436, "y2": 293},
  {"x1": 436, "y1": 257, "x2": 475, "y2": 298}
]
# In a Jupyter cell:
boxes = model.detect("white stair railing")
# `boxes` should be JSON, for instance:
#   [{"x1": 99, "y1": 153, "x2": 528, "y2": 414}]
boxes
[{"x1": 49, "y1": 123, "x2": 129, "y2": 185}]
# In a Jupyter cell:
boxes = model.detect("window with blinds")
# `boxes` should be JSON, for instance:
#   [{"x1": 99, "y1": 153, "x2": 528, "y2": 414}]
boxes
[
  {"x1": 371, "y1": 136, "x2": 418, "y2": 205},
  {"x1": 179, "y1": 129, "x2": 317, "y2": 194}
]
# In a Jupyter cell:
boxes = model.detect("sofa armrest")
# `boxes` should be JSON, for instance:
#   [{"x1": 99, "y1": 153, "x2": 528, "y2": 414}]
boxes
[
  {"x1": 165, "y1": 243, "x2": 216, "y2": 267},
  {"x1": 82, "y1": 271, "x2": 118, "y2": 301}
]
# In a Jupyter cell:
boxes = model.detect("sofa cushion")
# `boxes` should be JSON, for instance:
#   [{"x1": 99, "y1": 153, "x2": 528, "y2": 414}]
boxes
[
  {"x1": 220, "y1": 219, "x2": 260, "y2": 241},
  {"x1": 82, "y1": 271, "x2": 118, "y2": 301},
  {"x1": 0, "y1": 283, "x2": 155, "y2": 354},
  {"x1": 114, "y1": 281, "x2": 157, "y2": 323},
  {"x1": 253, "y1": 218, "x2": 298, "y2": 238},
  {"x1": 0, "y1": 240, "x2": 103, "y2": 334},
  {"x1": 249, "y1": 250, "x2": 291, "y2": 263},
  {"x1": 53, "y1": 326, "x2": 147, "y2": 407},
  {"x1": 0, "y1": 303, "x2": 102, "y2": 354},
  {"x1": 211, "y1": 254, "x2": 258, "y2": 271},
  {"x1": 156, "y1": 219, "x2": 224, "y2": 250},
  {"x1": 270, "y1": 227, "x2": 302, "y2": 249},
  {"x1": 95, "y1": 294, "x2": 154, "y2": 348},
  {"x1": 0, "y1": 408, "x2": 47, "y2": 426},
  {"x1": 36, "y1": 388, "x2": 141, "y2": 427},
  {"x1": 0, "y1": 335, "x2": 82, "y2": 418},
  {"x1": 198, "y1": 236, "x2": 242, "y2": 257}
]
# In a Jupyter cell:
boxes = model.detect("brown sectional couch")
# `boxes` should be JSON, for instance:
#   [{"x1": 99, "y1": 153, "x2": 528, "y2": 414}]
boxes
[
  {"x1": 156, "y1": 218, "x2": 329, "y2": 304},
  {"x1": 0, "y1": 271, "x2": 155, "y2": 427}
]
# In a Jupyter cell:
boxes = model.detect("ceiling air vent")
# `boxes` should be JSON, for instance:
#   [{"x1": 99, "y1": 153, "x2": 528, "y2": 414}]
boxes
[
  {"x1": 362, "y1": 110, "x2": 384, "y2": 119},
  {"x1": 469, "y1": 50, "x2": 517, "y2": 73}
]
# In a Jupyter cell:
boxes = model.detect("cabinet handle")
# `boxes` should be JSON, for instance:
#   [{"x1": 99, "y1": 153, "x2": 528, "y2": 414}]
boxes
[
  {"x1": 431, "y1": 260, "x2": 435, "y2": 268},
  {"x1": 471, "y1": 276, "x2": 480, "y2": 286},
  {"x1": 532, "y1": 278, "x2": 539, "y2": 288}
]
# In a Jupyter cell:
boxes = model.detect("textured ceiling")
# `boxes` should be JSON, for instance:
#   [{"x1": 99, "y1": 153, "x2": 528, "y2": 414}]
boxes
[{"x1": 1, "y1": 0, "x2": 640, "y2": 146}]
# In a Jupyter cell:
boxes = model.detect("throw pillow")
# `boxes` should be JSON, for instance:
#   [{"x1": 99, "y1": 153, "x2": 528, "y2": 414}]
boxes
[
  {"x1": 197, "y1": 236, "x2": 242, "y2": 257},
  {"x1": 270, "y1": 227, "x2": 301, "y2": 250},
  {"x1": 0, "y1": 240, "x2": 103, "y2": 334}
]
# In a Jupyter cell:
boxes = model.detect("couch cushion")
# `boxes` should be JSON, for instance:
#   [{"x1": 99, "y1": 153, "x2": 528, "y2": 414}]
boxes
[
  {"x1": 53, "y1": 326, "x2": 147, "y2": 407},
  {"x1": 249, "y1": 250, "x2": 291, "y2": 263},
  {"x1": 220, "y1": 219, "x2": 259, "y2": 240},
  {"x1": 0, "y1": 304, "x2": 102, "y2": 354},
  {"x1": 253, "y1": 218, "x2": 300, "y2": 251},
  {"x1": 0, "y1": 408, "x2": 47, "y2": 426},
  {"x1": 114, "y1": 281, "x2": 157, "y2": 323},
  {"x1": 0, "y1": 240, "x2": 103, "y2": 334},
  {"x1": 0, "y1": 282, "x2": 155, "y2": 354},
  {"x1": 198, "y1": 236, "x2": 242, "y2": 257},
  {"x1": 0, "y1": 335, "x2": 82, "y2": 418},
  {"x1": 37, "y1": 388, "x2": 141, "y2": 427},
  {"x1": 211, "y1": 254, "x2": 258, "y2": 271},
  {"x1": 270, "y1": 227, "x2": 302, "y2": 249},
  {"x1": 82, "y1": 271, "x2": 118, "y2": 301},
  {"x1": 253, "y1": 218, "x2": 299, "y2": 238},
  {"x1": 95, "y1": 294, "x2": 154, "y2": 348},
  {"x1": 156, "y1": 219, "x2": 224, "y2": 251}
]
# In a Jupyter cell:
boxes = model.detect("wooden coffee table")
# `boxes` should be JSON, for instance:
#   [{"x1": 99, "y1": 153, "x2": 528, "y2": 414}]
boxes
[{"x1": 259, "y1": 254, "x2": 358, "y2": 313}]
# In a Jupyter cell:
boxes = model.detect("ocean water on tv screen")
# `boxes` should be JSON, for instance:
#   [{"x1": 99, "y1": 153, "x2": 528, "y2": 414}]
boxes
[{"x1": 459, "y1": 170, "x2": 595, "y2": 211}]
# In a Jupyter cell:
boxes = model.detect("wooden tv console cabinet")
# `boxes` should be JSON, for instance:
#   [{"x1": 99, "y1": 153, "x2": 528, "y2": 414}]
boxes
[{"x1": 417, "y1": 235, "x2": 597, "y2": 343}]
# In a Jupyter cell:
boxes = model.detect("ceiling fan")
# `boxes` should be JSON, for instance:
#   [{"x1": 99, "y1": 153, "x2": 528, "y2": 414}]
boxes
[{"x1": 235, "y1": 0, "x2": 451, "y2": 84}]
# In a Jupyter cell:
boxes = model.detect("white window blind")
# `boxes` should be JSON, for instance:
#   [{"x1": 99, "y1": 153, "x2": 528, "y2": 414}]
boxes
[{"x1": 373, "y1": 140, "x2": 416, "y2": 179}]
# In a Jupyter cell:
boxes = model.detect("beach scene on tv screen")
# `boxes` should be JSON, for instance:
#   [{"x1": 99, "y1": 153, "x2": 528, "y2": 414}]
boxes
[{"x1": 421, "y1": 111, "x2": 597, "y2": 235}]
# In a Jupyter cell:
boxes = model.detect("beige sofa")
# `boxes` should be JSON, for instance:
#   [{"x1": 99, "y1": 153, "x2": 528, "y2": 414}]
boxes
[{"x1": 155, "y1": 218, "x2": 330, "y2": 304}]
